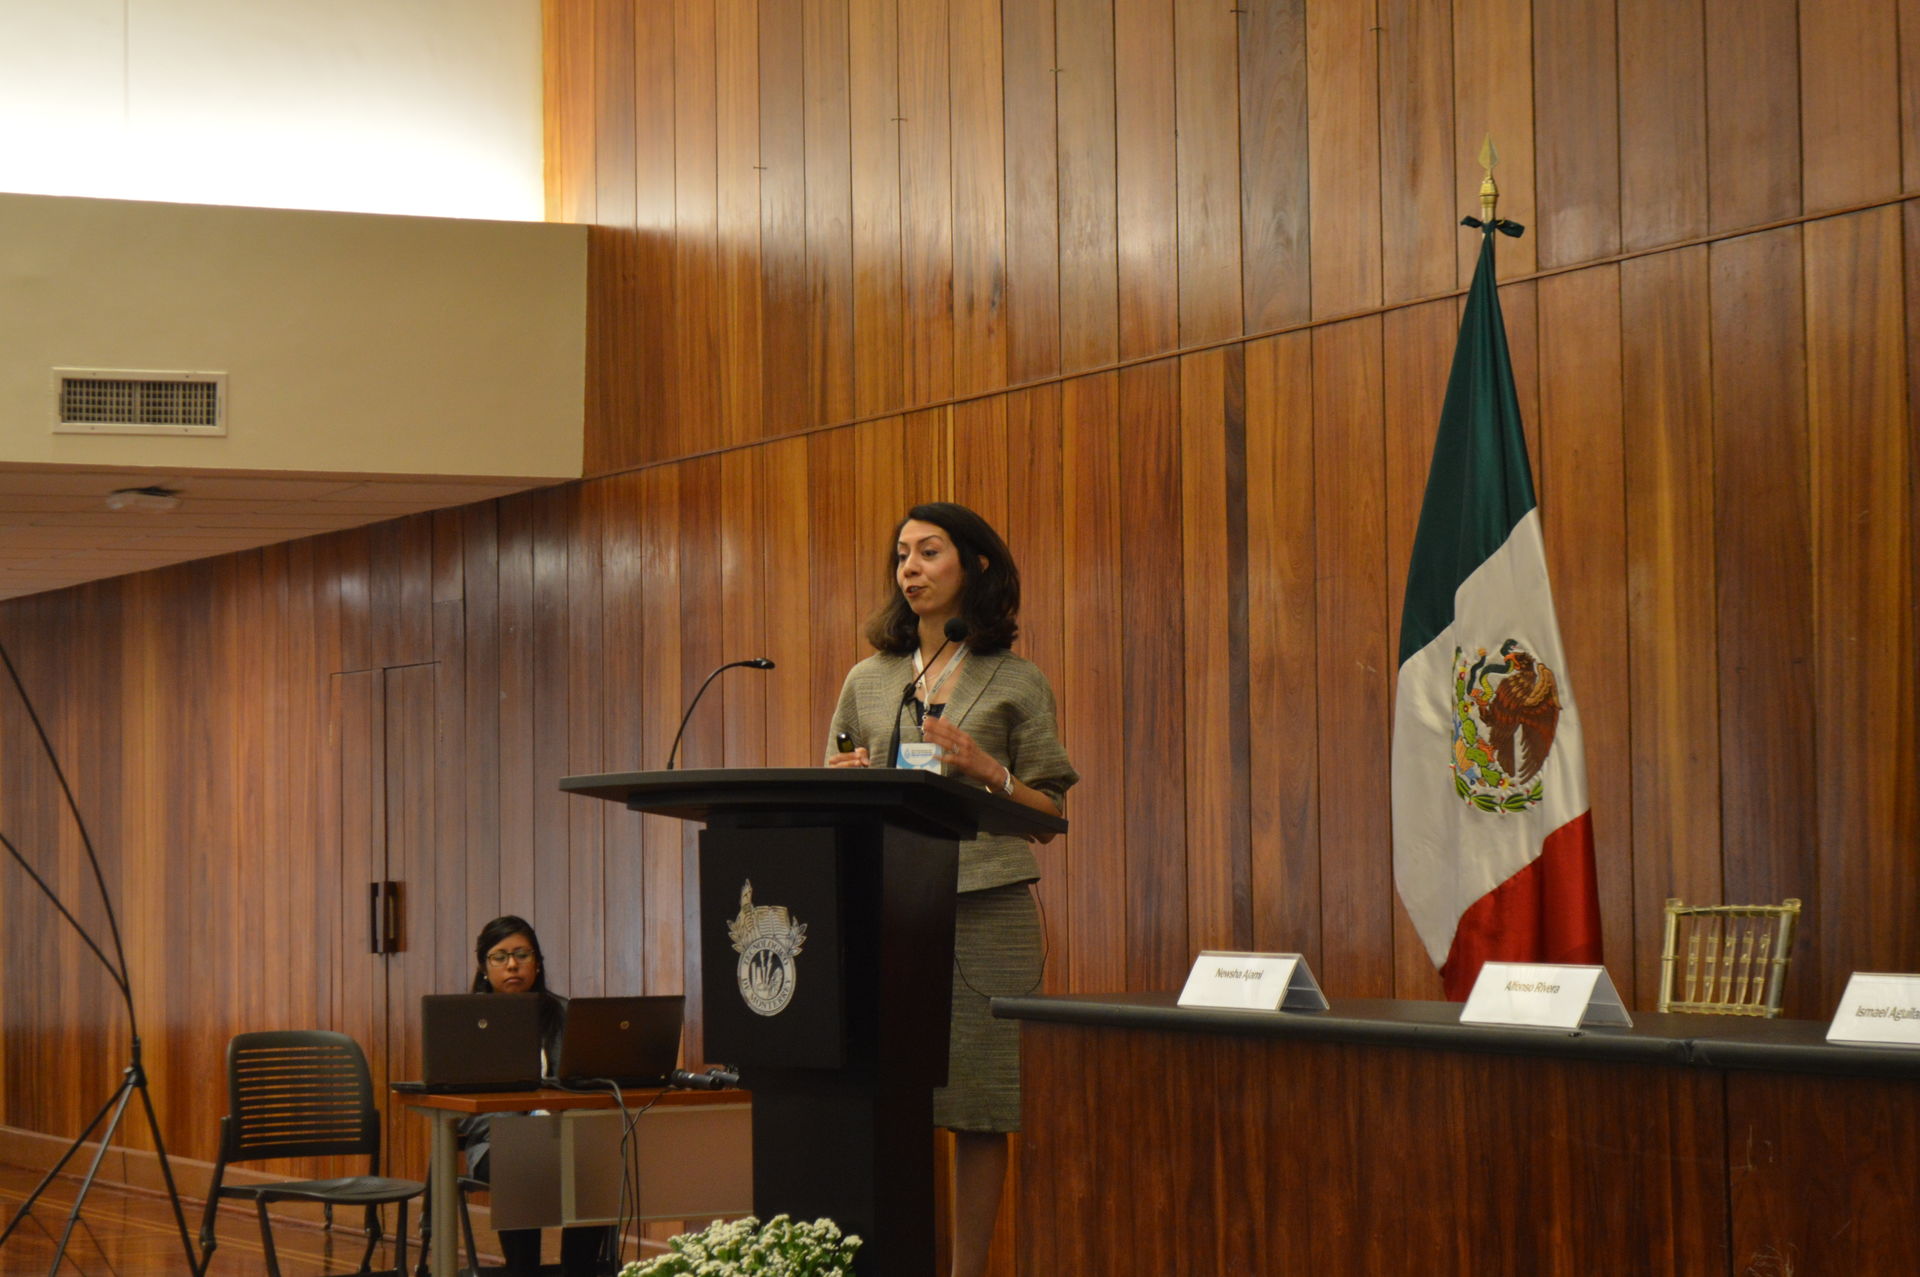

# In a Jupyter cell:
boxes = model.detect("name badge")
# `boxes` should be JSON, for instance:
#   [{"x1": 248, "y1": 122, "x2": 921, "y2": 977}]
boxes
[
  {"x1": 1177, "y1": 950, "x2": 1330, "y2": 1013},
  {"x1": 1461, "y1": 962, "x2": 1632, "y2": 1030},
  {"x1": 897, "y1": 741, "x2": 942, "y2": 771},
  {"x1": 1827, "y1": 973, "x2": 1920, "y2": 1048}
]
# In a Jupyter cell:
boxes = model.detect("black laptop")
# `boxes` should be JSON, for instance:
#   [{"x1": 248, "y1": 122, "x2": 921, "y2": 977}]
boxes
[
  {"x1": 548, "y1": 995, "x2": 685, "y2": 1089},
  {"x1": 391, "y1": 993, "x2": 544, "y2": 1093}
]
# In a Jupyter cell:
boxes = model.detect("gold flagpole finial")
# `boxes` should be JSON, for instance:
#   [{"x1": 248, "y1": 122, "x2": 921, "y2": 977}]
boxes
[{"x1": 1477, "y1": 135, "x2": 1500, "y2": 226}]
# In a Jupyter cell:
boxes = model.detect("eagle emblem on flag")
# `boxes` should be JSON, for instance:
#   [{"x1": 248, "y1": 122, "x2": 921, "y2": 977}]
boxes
[{"x1": 1450, "y1": 639, "x2": 1560, "y2": 813}]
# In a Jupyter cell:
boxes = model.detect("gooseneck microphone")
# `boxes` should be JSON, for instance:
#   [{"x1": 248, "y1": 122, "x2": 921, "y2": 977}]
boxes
[
  {"x1": 884, "y1": 617, "x2": 969, "y2": 769},
  {"x1": 666, "y1": 658, "x2": 776, "y2": 768}
]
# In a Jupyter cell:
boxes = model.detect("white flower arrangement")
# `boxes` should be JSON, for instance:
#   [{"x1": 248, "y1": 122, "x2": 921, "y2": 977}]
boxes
[{"x1": 618, "y1": 1214, "x2": 862, "y2": 1277}]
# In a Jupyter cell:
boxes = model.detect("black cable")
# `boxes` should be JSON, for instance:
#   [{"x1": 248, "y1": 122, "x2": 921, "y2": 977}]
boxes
[{"x1": 952, "y1": 881, "x2": 1050, "y2": 1001}]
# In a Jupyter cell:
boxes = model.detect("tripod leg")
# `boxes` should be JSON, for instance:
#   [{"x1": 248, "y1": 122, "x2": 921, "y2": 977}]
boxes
[
  {"x1": 45, "y1": 1078, "x2": 135, "y2": 1277},
  {"x1": 0, "y1": 1077, "x2": 126, "y2": 1246},
  {"x1": 133, "y1": 1070, "x2": 207, "y2": 1276}
]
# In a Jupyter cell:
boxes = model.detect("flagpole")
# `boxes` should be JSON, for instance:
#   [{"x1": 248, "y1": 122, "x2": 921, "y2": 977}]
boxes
[{"x1": 1461, "y1": 135, "x2": 1524, "y2": 240}]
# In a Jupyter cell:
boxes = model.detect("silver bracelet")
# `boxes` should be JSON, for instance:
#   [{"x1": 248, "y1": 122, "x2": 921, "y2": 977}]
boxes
[{"x1": 1000, "y1": 765, "x2": 1015, "y2": 797}]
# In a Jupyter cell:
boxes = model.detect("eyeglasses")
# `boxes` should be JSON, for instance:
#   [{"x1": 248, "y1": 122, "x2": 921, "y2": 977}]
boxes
[{"x1": 485, "y1": 948, "x2": 536, "y2": 967}]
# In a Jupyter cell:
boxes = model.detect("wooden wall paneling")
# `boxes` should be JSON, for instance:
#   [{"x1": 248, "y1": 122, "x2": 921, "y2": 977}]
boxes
[
  {"x1": 544, "y1": 0, "x2": 598, "y2": 225},
  {"x1": 904, "y1": 406, "x2": 952, "y2": 500},
  {"x1": 1536, "y1": 266, "x2": 1633, "y2": 1000},
  {"x1": 531, "y1": 491, "x2": 575, "y2": 967},
  {"x1": 849, "y1": 0, "x2": 907, "y2": 420},
  {"x1": 900, "y1": 0, "x2": 956, "y2": 408},
  {"x1": 596, "y1": 473, "x2": 648, "y2": 993},
  {"x1": 371, "y1": 514, "x2": 434, "y2": 676},
  {"x1": 950, "y1": 397, "x2": 1010, "y2": 529},
  {"x1": 495, "y1": 496, "x2": 538, "y2": 922},
  {"x1": 229, "y1": 555, "x2": 270, "y2": 1043},
  {"x1": 1905, "y1": 0, "x2": 1920, "y2": 188},
  {"x1": 758, "y1": 0, "x2": 811, "y2": 436},
  {"x1": 1703, "y1": 0, "x2": 1800, "y2": 233},
  {"x1": 804, "y1": 0, "x2": 855, "y2": 429},
  {"x1": 333, "y1": 527, "x2": 374, "y2": 676},
  {"x1": 1003, "y1": 385, "x2": 1069, "y2": 990},
  {"x1": 1618, "y1": 0, "x2": 1707, "y2": 252},
  {"x1": 1620, "y1": 247, "x2": 1723, "y2": 1005},
  {"x1": 719, "y1": 448, "x2": 769, "y2": 768},
  {"x1": 330, "y1": 668, "x2": 383, "y2": 1128},
  {"x1": 1799, "y1": 0, "x2": 1902, "y2": 213},
  {"x1": 567, "y1": 484, "x2": 608, "y2": 995},
  {"x1": 1452, "y1": 0, "x2": 1536, "y2": 282},
  {"x1": 382, "y1": 661, "x2": 436, "y2": 1180},
  {"x1": 1173, "y1": 0, "x2": 1244, "y2": 345},
  {"x1": 459, "y1": 504, "x2": 504, "y2": 946},
  {"x1": 1244, "y1": 332, "x2": 1321, "y2": 964},
  {"x1": 1532, "y1": 0, "x2": 1620, "y2": 268},
  {"x1": 1059, "y1": 372, "x2": 1127, "y2": 992},
  {"x1": 191, "y1": 562, "x2": 240, "y2": 1150},
  {"x1": 1378, "y1": 0, "x2": 1457, "y2": 307},
  {"x1": 1311, "y1": 318, "x2": 1393, "y2": 998},
  {"x1": 757, "y1": 438, "x2": 816, "y2": 766},
  {"x1": 1114, "y1": 0, "x2": 1178, "y2": 358},
  {"x1": 717, "y1": 0, "x2": 765, "y2": 449},
  {"x1": 1804, "y1": 207, "x2": 1918, "y2": 1001},
  {"x1": 1178, "y1": 347, "x2": 1252, "y2": 951},
  {"x1": 806, "y1": 428, "x2": 863, "y2": 759},
  {"x1": 950, "y1": 0, "x2": 1010, "y2": 397},
  {"x1": 429, "y1": 512, "x2": 471, "y2": 1006},
  {"x1": 1002, "y1": 0, "x2": 1061, "y2": 385},
  {"x1": 1118, "y1": 360, "x2": 1188, "y2": 989},
  {"x1": 585, "y1": 0, "x2": 639, "y2": 477},
  {"x1": 1055, "y1": 0, "x2": 1120, "y2": 371},
  {"x1": 1380, "y1": 299, "x2": 1456, "y2": 1000},
  {"x1": 677, "y1": 457, "x2": 726, "y2": 1057},
  {"x1": 281, "y1": 539, "x2": 330, "y2": 1031},
  {"x1": 1304, "y1": 0, "x2": 1381, "y2": 318},
  {"x1": 1709, "y1": 227, "x2": 1818, "y2": 1013},
  {"x1": 632, "y1": 0, "x2": 680, "y2": 465},
  {"x1": 675, "y1": 0, "x2": 723, "y2": 460},
  {"x1": 637, "y1": 466, "x2": 686, "y2": 996},
  {"x1": 1239, "y1": 0, "x2": 1310, "y2": 331}
]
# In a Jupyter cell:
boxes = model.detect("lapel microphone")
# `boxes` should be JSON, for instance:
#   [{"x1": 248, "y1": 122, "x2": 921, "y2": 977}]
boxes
[{"x1": 885, "y1": 617, "x2": 969, "y2": 769}]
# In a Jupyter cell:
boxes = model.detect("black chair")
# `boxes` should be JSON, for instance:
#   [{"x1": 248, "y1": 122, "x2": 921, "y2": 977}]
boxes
[{"x1": 199, "y1": 1030, "x2": 424, "y2": 1276}]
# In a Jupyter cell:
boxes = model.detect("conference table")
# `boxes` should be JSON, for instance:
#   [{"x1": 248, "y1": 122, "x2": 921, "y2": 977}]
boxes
[
  {"x1": 394, "y1": 1087, "x2": 751, "y2": 1277},
  {"x1": 997, "y1": 992, "x2": 1920, "y2": 1275}
]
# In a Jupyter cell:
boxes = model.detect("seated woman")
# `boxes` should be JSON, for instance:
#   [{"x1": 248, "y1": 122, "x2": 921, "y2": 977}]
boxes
[{"x1": 461, "y1": 915, "x2": 615, "y2": 1277}]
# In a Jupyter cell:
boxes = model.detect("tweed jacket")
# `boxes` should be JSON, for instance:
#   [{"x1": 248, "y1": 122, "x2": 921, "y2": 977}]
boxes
[{"x1": 826, "y1": 647, "x2": 1078, "y2": 893}]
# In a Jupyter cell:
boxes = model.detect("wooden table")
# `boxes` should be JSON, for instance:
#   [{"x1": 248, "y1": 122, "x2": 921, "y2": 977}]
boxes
[
  {"x1": 392, "y1": 1087, "x2": 749, "y2": 1277},
  {"x1": 996, "y1": 993, "x2": 1920, "y2": 1275}
]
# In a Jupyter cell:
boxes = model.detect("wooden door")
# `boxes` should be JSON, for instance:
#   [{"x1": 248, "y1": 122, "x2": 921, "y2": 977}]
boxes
[{"x1": 331, "y1": 662, "x2": 438, "y2": 1182}]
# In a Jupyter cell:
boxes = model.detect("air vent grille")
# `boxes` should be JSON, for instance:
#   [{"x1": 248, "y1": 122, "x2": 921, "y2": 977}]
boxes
[{"x1": 53, "y1": 369, "x2": 227, "y2": 436}]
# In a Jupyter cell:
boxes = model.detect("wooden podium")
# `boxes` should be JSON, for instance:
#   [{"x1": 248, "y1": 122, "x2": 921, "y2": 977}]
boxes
[{"x1": 560, "y1": 768, "x2": 1065, "y2": 1275}]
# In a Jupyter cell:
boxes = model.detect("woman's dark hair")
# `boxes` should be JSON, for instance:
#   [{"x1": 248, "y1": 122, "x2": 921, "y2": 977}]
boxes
[
  {"x1": 471, "y1": 914, "x2": 550, "y2": 995},
  {"x1": 864, "y1": 502, "x2": 1020, "y2": 655}
]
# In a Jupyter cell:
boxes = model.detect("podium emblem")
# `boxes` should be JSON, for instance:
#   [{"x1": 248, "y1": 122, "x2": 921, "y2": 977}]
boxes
[{"x1": 727, "y1": 880, "x2": 808, "y2": 1016}]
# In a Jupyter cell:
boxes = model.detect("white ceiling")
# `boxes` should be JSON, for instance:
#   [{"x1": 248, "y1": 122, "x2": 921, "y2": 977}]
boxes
[{"x1": 0, "y1": 465, "x2": 551, "y2": 600}]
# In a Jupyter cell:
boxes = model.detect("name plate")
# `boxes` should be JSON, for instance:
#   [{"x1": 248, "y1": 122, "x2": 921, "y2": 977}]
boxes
[
  {"x1": 1827, "y1": 973, "x2": 1920, "y2": 1048},
  {"x1": 1460, "y1": 962, "x2": 1632, "y2": 1030},
  {"x1": 1177, "y1": 950, "x2": 1330, "y2": 1013}
]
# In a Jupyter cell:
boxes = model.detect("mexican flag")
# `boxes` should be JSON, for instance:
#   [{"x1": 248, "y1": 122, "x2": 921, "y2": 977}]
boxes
[{"x1": 1392, "y1": 229, "x2": 1602, "y2": 1000}]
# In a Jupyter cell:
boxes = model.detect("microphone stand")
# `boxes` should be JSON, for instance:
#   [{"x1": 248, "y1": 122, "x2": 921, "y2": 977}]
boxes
[{"x1": 0, "y1": 639, "x2": 203, "y2": 1276}]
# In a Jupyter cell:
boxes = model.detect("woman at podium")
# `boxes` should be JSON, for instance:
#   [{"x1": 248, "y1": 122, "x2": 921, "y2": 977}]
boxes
[
  {"x1": 460, "y1": 915, "x2": 615, "y2": 1276},
  {"x1": 825, "y1": 502, "x2": 1078, "y2": 1277}
]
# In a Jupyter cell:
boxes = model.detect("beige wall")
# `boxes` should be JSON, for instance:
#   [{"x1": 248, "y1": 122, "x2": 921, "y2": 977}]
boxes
[{"x1": 0, "y1": 192, "x2": 587, "y2": 478}]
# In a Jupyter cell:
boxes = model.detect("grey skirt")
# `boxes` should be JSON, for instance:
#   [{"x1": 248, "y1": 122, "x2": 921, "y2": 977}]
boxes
[{"x1": 934, "y1": 882, "x2": 1044, "y2": 1134}]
